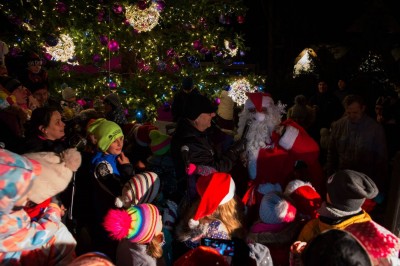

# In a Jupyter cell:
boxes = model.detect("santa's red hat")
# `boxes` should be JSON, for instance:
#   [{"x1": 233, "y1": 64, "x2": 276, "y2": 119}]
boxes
[
  {"x1": 189, "y1": 172, "x2": 235, "y2": 228},
  {"x1": 245, "y1": 92, "x2": 274, "y2": 112}
]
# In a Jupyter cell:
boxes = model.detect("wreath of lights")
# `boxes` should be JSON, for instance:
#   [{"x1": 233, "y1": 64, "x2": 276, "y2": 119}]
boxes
[
  {"x1": 125, "y1": 2, "x2": 160, "y2": 32},
  {"x1": 45, "y1": 33, "x2": 77, "y2": 65},
  {"x1": 228, "y1": 78, "x2": 257, "y2": 105}
]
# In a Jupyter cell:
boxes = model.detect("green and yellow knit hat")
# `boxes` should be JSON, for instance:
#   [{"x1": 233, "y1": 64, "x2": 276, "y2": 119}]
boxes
[{"x1": 87, "y1": 118, "x2": 124, "y2": 152}]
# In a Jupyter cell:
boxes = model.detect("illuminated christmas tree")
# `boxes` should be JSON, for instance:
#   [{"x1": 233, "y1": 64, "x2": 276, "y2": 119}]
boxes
[{"x1": 0, "y1": 0, "x2": 265, "y2": 121}]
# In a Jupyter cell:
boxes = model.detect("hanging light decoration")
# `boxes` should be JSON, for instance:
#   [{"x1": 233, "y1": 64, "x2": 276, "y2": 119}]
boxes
[
  {"x1": 45, "y1": 33, "x2": 78, "y2": 65},
  {"x1": 125, "y1": 2, "x2": 160, "y2": 32},
  {"x1": 228, "y1": 78, "x2": 257, "y2": 106},
  {"x1": 224, "y1": 39, "x2": 238, "y2": 57},
  {"x1": 293, "y1": 48, "x2": 317, "y2": 78}
]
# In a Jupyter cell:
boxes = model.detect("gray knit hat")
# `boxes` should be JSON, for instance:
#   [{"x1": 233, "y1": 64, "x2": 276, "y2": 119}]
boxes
[
  {"x1": 104, "y1": 93, "x2": 122, "y2": 108},
  {"x1": 327, "y1": 170, "x2": 378, "y2": 212},
  {"x1": 62, "y1": 86, "x2": 76, "y2": 100}
]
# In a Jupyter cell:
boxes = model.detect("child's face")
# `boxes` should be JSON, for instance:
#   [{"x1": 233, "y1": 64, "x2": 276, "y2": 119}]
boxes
[
  {"x1": 107, "y1": 136, "x2": 124, "y2": 155},
  {"x1": 155, "y1": 214, "x2": 163, "y2": 234}
]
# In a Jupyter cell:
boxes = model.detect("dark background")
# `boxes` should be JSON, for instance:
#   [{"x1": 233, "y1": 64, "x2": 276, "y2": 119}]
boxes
[{"x1": 241, "y1": 0, "x2": 400, "y2": 103}]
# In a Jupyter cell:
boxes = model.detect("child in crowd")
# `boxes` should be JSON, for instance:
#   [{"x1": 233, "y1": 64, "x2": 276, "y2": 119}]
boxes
[
  {"x1": 69, "y1": 252, "x2": 115, "y2": 266},
  {"x1": 146, "y1": 129, "x2": 179, "y2": 200},
  {"x1": 175, "y1": 172, "x2": 246, "y2": 258},
  {"x1": 19, "y1": 51, "x2": 49, "y2": 94},
  {"x1": 247, "y1": 184, "x2": 300, "y2": 266},
  {"x1": 124, "y1": 122, "x2": 158, "y2": 171},
  {"x1": 103, "y1": 93, "x2": 128, "y2": 126},
  {"x1": 60, "y1": 83, "x2": 82, "y2": 120},
  {"x1": 284, "y1": 179, "x2": 322, "y2": 222},
  {"x1": 113, "y1": 171, "x2": 178, "y2": 266},
  {"x1": 86, "y1": 118, "x2": 134, "y2": 261},
  {"x1": 296, "y1": 169, "x2": 379, "y2": 243},
  {"x1": 114, "y1": 171, "x2": 161, "y2": 209},
  {"x1": 0, "y1": 148, "x2": 79, "y2": 265},
  {"x1": 87, "y1": 118, "x2": 134, "y2": 195},
  {"x1": 301, "y1": 229, "x2": 373, "y2": 266},
  {"x1": 103, "y1": 203, "x2": 165, "y2": 266}
]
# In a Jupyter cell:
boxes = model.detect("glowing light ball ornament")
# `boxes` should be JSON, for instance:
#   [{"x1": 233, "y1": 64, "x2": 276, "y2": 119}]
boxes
[
  {"x1": 56, "y1": 2, "x2": 68, "y2": 14},
  {"x1": 45, "y1": 33, "x2": 77, "y2": 65},
  {"x1": 108, "y1": 39, "x2": 120, "y2": 52},
  {"x1": 228, "y1": 78, "x2": 257, "y2": 106},
  {"x1": 125, "y1": 2, "x2": 160, "y2": 32},
  {"x1": 100, "y1": 35, "x2": 108, "y2": 45},
  {"x1": 113, "y1": 3, "x2": 123, "y2": 14},
  {"x1": 156, "y1": 0, "x2": 166, "y2": 12}
]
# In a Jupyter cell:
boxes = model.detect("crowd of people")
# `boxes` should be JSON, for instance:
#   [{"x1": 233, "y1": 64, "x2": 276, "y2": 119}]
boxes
[{"x1": 0, "y1": 51, "x2": 400, "y2": 266}]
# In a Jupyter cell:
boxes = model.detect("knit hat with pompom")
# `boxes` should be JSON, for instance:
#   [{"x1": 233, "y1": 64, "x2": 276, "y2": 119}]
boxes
[{"x1": 103, "y1": 203, "x2": 160, "y2": 244}]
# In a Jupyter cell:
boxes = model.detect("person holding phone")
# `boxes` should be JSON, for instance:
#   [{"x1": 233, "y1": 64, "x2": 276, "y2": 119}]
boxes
[{"x1": 175, "y1": 172, "x2": 246, "y2": 259}]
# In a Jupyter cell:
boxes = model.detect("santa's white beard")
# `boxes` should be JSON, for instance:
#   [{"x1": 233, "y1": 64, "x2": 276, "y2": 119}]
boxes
[
  {"x1": 237, "y1": 109, "x2": 280, "y2": 157},
  {"x1": 237, "y1": 102, "x2": 284, "y2": 179}
]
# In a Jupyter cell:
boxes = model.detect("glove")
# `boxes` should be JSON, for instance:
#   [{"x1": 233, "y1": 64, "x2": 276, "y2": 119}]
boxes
[
  {"x1": 230, "y1": 138, "x2": 246, "y2": 155},
  {"x1": 186, "y1": 163, "x2": 197, "y2": 175}
]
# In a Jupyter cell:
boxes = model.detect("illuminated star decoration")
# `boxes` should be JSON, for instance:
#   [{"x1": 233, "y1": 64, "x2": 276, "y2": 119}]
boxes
[
  {"x1": 125, "y1": 2, "x2": 160, "y2": 32},
  {"x1": 228, "y1": 78, "x2": 257, "y2": 106},
  {"x1": 45, "y1": 33, "x2": 78, "y2": 65},
  {"x1": 224, "y1": 39, "x2": 238, "y2": 57}
]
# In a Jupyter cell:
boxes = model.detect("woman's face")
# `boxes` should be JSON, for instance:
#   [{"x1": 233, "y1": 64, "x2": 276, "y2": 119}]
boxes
[
  {"x1": 107, "y1": 136, "x2": 124, "y2": 155},
  {"x1": 41, "y1": 111, "x2": 65, "y2": 140}
]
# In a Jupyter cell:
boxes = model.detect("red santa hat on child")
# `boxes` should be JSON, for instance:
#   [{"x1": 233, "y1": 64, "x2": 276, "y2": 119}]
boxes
[
  {"x1": 188, "y1": 172, "x2": 235, "y2": 229},
  {"x1": 284, "y1": 179, "x2": 322, "y2": 219},
  {"x1": 245, "y1": 92, "x2": 274, "y2": 112},
  {"x1": 132, "y1": 123, "x2": 158, "y2": 147}
]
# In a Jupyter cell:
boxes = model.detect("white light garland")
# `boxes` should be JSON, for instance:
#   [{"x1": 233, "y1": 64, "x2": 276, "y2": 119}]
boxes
[
  {"x1": 228, "y1": 78, "x2": 257, "y2": 106},
  {"x1": 45, "y1": 34, "x2": 78, "y2": 65},
  {"x1": 125, "y1": 2, "x2": 160, "y2": 32},
  {"x1": 293, "y1": 52, "x2": 312, "y2": 77},
  {"x1": 224, "y1": 39, "x2": 238, "y2": 57}
]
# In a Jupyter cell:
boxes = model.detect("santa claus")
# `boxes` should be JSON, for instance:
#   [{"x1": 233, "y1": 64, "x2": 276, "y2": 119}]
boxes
[{"x1": 237, "y1": 92, "x2": 323, "y2": 211}]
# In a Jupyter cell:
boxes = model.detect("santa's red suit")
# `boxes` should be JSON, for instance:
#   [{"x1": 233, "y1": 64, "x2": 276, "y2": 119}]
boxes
[{"x1": 238, "y1": 93, "x2": 323, "y2": 221}]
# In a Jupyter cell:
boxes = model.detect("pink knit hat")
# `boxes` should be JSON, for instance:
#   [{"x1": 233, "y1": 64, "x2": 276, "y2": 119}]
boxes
[{"x1": 103, "y1": 203, "x2": 160, "y2": 244}]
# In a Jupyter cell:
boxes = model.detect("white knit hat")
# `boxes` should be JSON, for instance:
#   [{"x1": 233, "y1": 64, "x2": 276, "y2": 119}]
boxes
[
  {"x1": 217, "y1": 90, "x2": 234, "y2": 120},
  {"x1": 23, "y1": 148, "x2": 82, "y2": 204},
  {"x1": 115, "y1": 171, "x2": 160, "y2": 208},
  {"x1": 259, "y1": 192, "x2": 297, "y2": 224}
]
